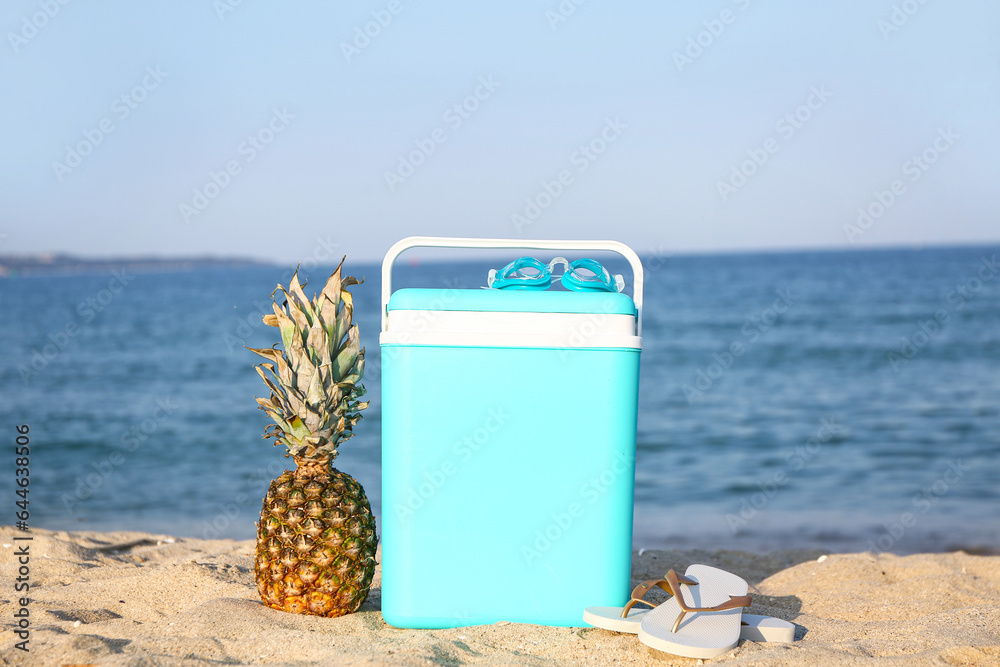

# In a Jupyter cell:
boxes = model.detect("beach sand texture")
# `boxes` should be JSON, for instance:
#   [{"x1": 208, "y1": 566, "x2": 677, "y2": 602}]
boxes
[{"x1": 2, "y1": 527, "x2": 999, "y2": 666}]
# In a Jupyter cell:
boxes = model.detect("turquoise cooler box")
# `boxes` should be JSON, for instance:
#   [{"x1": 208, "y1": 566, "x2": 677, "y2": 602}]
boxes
[{"x1": 379, "y1": 237, "x2": 644, "y2": 628}]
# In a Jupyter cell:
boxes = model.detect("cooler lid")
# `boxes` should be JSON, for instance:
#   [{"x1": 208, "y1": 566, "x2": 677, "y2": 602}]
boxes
[{"x1": 386, "y1": 288, "x2": 637, "y2": 316}]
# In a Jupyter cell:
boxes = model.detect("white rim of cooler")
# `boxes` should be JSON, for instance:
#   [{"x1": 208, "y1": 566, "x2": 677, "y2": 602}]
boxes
[
  {"x1": 387, "y1": 309, "x2": 637, "y2": 335},
  {"x1": 380, "y1": 309, "x2": 642, "y2": 349},
  {"x1": 379, "y1": 330, "x2": 642, "y2": 350}
]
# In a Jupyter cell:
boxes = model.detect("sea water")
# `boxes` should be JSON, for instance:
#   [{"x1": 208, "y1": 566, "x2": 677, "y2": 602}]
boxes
[{"x1": 1, "y1": 245, "x2": 997, "y2": 554}]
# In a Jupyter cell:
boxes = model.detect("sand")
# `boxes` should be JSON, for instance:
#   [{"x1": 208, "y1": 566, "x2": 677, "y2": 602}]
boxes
[{"x1": 2, "y1": 527, "x2": 999, "y2": 666}]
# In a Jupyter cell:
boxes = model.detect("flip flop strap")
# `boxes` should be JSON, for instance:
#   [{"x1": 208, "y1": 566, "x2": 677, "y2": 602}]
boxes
[
  {"x1": 665, "y1": 569, "x2": 752, "y2": 634},
  {"x1": 620, "y1": 572, "x2": 699, "y2": 617}
]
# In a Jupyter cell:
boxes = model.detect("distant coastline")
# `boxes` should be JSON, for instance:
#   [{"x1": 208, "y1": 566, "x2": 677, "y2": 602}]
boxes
[
  {"x1": 2, "y1": 242, "x2": 996, "y2": 278},
  {"x1": 0, "y1": 253, "x2": 274, "y2": 277}
]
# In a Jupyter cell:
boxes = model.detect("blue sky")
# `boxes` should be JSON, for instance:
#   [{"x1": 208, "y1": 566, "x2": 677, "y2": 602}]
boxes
[{"x1": 1, "y1": 0, "x2": 997, "y2": 263}]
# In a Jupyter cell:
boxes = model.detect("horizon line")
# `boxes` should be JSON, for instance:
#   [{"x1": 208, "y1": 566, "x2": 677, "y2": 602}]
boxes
[{"x1": 2, "y1": 239, "x2": 998, "y2": 276}]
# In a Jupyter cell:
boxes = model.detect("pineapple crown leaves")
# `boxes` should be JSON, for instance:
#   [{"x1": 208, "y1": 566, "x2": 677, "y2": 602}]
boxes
[{"x1": 248, "y1": 257, "x2": 370, "y2": 463}]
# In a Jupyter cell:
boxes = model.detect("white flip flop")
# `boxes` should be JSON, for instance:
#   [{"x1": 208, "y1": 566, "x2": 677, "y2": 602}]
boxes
[
  {"x1": 584, "y1": 569, "x2": 793, "y2": 643},
  {"x1": 637, "y1": 564, "x2": 752, "y2": 659},
  {"x1": 583, "y1": 607, "x2": 794, "y2": 643}
]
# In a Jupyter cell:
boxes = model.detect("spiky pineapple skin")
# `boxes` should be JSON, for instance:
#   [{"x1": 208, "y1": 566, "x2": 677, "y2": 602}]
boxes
[{"x1": 254, "y1": 467, "x2": 378, "y2": 617}]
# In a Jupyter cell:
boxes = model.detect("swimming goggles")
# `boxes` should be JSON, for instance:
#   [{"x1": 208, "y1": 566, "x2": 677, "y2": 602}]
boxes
[{"x1": 487, "y1": 256, "x2": 625, "y2": 293}]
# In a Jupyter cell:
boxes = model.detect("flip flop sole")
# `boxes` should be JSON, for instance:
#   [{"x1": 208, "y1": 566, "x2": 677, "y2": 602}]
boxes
[
  {"x1": 739, "y1": 614, "x2": 795, "y2": 643},
  {"x1": 637, "y1": 564, "x2": 749, "y2": 659},
  {"x1": 584, "y1": 607, "x2": 793, "y2": 643},
  {"x1": 582, "y1": 606, "x2": 648, "y2": 633}
]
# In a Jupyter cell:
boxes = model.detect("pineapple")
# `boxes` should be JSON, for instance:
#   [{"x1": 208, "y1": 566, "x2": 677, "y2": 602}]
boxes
[{"x1": 248, "y1": 259, "x2": 378, "y2": 617}]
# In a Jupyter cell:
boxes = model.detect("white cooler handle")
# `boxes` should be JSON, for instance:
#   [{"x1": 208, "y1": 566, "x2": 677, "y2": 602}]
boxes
[{"x1": 381, "y1": 236, "x2": 644, "y2": 336}]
